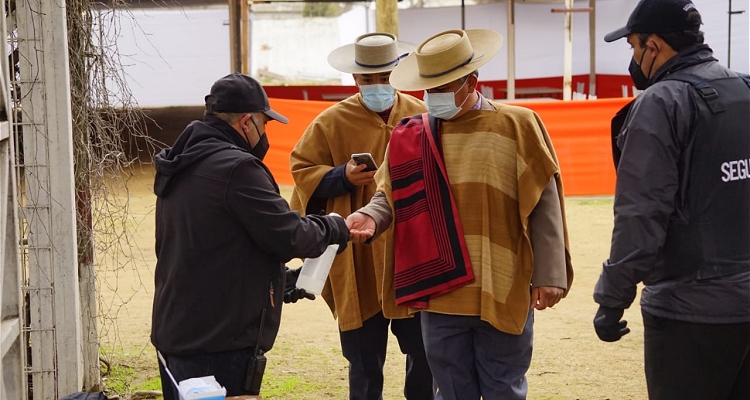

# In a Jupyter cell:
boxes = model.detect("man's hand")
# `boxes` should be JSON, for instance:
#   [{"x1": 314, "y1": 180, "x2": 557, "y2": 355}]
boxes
[
  {"x1": 530, "y1": 286, "x2": 564, "y2": 310},
  {"x1": 593, "y1": 306, "x2": 630, "y2": 342},
  {"x1": 346, "y1": 212, "x2": 376, "y2": 244},
  {"x1": 345, "y1": 159, "x2": 376, "y2": 187}
]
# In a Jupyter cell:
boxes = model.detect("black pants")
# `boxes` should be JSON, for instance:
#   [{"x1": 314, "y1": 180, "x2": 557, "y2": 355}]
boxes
[
  {"x1": 157, "y1": 347, "x2": 255, "y2": 400},
  {"x1": 339, "y1": 311, "x2": 434, "y2": 400},
  {"x1": 643, "y1": 311, "x2": 750, "y2": 400}
]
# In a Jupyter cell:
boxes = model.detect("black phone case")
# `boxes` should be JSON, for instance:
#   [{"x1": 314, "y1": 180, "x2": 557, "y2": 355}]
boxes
[
  {"x1": 244, "y1": 354, "x2": 267, "y2": 394},
  {"x1": 352, "y1": 154, "x2": 377, "y2": 171}
]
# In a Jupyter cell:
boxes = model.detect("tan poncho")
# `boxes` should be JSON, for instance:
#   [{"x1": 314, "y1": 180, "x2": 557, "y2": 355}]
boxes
[
  {"x1": 377, "y1": 102, "x2": 574, "y2": 334},
  {"x1": 290, "y1": 92, "x2": 425, "y2": 331}
]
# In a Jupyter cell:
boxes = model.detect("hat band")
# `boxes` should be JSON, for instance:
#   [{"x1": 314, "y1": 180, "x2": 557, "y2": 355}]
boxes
[
  {"x1": 355, "y1": 53, "x2": 409, "y2": 69},
  {"x1": 419, "y1": 53, "x2": 475, "y2": 79}
]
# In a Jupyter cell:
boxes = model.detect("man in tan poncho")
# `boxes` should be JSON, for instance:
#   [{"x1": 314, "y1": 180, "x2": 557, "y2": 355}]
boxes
[
  {"x1": 347, "y1": 29, "x2": 574, "y2": 400},
  {"x1": 289, "y1": 33, "x2": 434, "y2": 400}
]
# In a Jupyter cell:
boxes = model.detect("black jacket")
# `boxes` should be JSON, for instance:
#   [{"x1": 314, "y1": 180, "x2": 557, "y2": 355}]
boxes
[
  {"x1": 595, "y1": 45, "x2": 750, "y2": 324},
  {"x1": 151, "y1": 116, "x2": 348, "y2": 355}
]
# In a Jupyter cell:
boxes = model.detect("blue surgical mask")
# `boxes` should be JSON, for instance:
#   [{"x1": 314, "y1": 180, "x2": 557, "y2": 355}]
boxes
[
  {"x1": 360, "y1": 84, "x2": 395, "y2": 112},
  {"x1": 424, "y1": 79, "x2": 470, "y2": 120}
]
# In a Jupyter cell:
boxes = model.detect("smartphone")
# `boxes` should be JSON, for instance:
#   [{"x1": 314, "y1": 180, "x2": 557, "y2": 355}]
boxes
[{"x1": 351, "y1": 153, "x2": 378, "y2": 172}]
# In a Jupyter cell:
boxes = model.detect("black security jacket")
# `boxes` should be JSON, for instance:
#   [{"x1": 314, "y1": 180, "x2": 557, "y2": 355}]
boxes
[
  {"x1": 595, "y1": 45, "x2": 750, "y2": 324},
  {"x1": 151, "y1": 116, "x2": 347, "y2": 355}
]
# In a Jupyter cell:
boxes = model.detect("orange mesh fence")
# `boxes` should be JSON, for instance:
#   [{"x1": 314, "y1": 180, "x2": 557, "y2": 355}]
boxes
[{"x1": 267, "y1": 97, "x2": 631, "y2": 196}]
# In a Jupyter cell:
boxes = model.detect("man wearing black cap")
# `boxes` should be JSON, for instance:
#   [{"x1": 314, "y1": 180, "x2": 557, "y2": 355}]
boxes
[
  {"x1": 150, "y1": 73, "x2": 350, "y2": 398},
  {"x1": 593, "y1": 1, "x2": 750, "y2": 399}
]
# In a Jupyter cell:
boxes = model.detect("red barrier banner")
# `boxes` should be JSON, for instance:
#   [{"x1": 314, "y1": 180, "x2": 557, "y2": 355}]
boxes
[{"x1": 267, "y1": 97, "x2": 631, "y2": 196}]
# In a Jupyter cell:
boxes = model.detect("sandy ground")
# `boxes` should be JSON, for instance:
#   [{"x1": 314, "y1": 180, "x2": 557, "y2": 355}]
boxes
[{"x1": 97, "y1": 165, "x2": 648, "y2": 399}]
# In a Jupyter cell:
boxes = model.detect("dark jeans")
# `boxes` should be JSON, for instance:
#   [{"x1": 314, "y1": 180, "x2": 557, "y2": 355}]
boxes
[
  {"x1": 339, "y1": 311, "x2": 434, "y2": 400},
  {"x1": 421, "y1": 310, "x2": 533, "y2": 400},
  {"x1": 643, "y1": 310, "x2": 750, "y2": 400},
  {"x1": 157, "y1": 347, "x2": 255, "y2": 400}
]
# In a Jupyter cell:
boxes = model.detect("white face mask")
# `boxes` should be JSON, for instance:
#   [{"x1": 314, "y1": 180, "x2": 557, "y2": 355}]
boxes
[
  {"x1": 423, "y1": 78, "x2": 470, "y2": 120},
  {"x1": 360, "y1": 84, "x2": 396, "y2": 112}
]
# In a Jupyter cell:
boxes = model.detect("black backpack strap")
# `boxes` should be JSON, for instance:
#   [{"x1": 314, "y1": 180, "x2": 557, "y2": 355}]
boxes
[{"x1": 665, "y1": 73, "x2": 726, "y2": 114}]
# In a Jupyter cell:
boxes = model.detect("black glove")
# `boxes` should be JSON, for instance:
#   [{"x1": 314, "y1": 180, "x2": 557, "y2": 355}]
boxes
[
  {"x1": 284, "y1": 287, "x2": 315, "y2": 303},
  {"x1": 283, "y1": 267, "x2": 315, "y2": 303},
  {"x1": 593, "y1": 306, "x2": 630, "y2": 342}
]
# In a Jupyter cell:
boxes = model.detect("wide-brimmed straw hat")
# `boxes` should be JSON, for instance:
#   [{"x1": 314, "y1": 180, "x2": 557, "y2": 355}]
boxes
[
  {"x1": 389, "y1": 29, "x2": 503, "y2": 91},
  {"x1": 328, "y1": 32, "x2": 416, "y2": 74}
]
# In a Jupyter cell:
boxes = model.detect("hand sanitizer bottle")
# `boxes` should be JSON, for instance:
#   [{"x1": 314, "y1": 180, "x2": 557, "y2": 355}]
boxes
[{"x1": 295, "y1": 213, "x2": 342, "y2": 295}]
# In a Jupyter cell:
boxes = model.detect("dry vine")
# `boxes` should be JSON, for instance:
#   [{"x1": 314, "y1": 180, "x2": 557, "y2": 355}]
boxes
[
  {"x1": 9, "y1": 0, "x2": 164, "y2": 393},
  {"x1": 67, "y1": 0, "x2": 164, "y2": 390}
]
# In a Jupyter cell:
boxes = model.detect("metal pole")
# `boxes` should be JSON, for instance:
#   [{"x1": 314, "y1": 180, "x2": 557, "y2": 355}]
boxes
[
  {"x1": 589, "y1": 0, "x2": 596, "y2": 97},
  {"x1": 461, "y1": 0, "x2": 465, "y2": 30},
  {"x1": 728, "y1": 0, "x2": 733, "y2": 68},
  {"x1": 725, "y1": 0, "x2": 746, "y2": 69}
]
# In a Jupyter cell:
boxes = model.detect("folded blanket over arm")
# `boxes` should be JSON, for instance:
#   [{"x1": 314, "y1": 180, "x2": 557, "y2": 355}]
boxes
[{"x1": 389, "y1": 113, "x2": 475, "y2": 308}]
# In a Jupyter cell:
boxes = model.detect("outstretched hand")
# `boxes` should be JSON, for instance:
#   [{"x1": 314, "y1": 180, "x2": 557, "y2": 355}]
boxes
[{"x1": 346, "y1": 212, "x2": 376, "y2": 244}]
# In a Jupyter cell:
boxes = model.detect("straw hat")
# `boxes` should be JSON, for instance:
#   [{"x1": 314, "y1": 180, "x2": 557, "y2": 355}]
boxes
[
  {"x1": 389, "y1": 29, "x2": 503, "y2": 91},
  {"x1": 327, "y1": 32, "x2": 416, "y2": 74}
]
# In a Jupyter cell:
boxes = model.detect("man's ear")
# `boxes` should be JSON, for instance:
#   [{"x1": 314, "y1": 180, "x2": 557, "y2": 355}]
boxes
[
  {"x1": 240, "y1": 113, "x2": 252, "y2": 134},
  {"x1": 646, "y1": 36, "x2": 661, "y2": 54},
  {"x1": 467, "y1": 73, "x2": 479, "y2": 92}
]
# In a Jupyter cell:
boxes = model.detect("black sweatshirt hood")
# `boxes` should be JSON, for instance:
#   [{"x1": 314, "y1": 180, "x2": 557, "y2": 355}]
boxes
[{"x1": 154, "y1": 116, "x2": 251, "y2": 197}]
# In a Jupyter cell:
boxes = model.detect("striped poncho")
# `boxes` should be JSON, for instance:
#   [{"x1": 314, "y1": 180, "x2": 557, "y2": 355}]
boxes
[{"x1": 377, "y1": 102, "x2": 573, "y2": 334}]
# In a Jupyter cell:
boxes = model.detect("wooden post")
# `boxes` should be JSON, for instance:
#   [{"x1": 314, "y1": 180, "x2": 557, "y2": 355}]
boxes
[
  {"x1": 16, "y1": 0, "x2": 84, "y2": 393},
  {"x1": 563, "y1": 0, "x2": 573, "y2": 101},
  {"x1": 506, "y1": 0, "x2": 516, "y2": 100},
  {"x1": 551, "y1": 5, "x2": 594, "y2": 101},
  {"x1": 241, "y1": 0, "x2": 249, "y2": 75},
  {"x1": 228, "y1": 0, "x2": 241, "y2": 73},
  {"x1": 376, "y1": 0, "x2": 399, "y2": 36}
]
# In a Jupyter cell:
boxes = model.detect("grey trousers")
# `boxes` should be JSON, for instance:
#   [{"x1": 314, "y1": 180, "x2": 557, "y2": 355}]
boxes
[{"x1": 421, "y1": 310, "x2": 534, "y2": 400}]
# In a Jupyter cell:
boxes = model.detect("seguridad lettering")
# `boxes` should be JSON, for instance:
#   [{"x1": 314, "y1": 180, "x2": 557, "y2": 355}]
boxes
[{"x1": 721, "y1": 158, "x2": 750, "y2": 182}]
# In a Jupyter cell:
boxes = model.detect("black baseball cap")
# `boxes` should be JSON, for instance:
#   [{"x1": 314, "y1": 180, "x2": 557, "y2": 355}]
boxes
[
  {"x1": 205, "y1": 73, "x2": 288, "y2": 124},
  {"x1": 604, "y1": 0, "x2": 700, "y2": 43}
]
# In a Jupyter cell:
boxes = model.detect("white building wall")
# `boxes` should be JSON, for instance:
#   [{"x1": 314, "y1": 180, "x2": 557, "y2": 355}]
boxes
[
  {"x1": 106, "y1": 0, "x2": 749, "y2": 107},
  {"x1": 596, "y1": 0, "x2": 749, "y2": 75},
  {"x1": 110, "y1": 7, "x2": 231, "y2": 107},
  {"x1": 399, "y1": 1, "x2": 595, "y2": 79},
  {"x1": 251, "y1": 14, "x2": 340, "y2": 82}
]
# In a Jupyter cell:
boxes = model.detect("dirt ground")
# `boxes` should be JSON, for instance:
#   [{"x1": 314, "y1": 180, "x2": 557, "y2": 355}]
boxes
[{"x1": 97, "y1": 165, "x2": 648, "y2": 399}]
